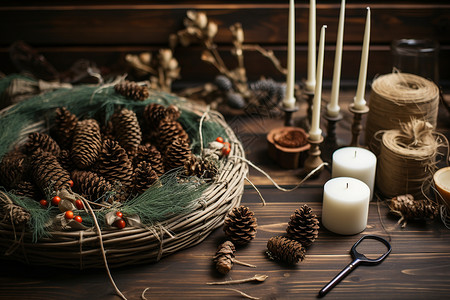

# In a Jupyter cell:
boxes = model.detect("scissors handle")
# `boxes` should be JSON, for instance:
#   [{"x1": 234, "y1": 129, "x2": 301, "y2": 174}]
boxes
[{"x1": 318, "y1": 258, "x2": 361, "y2": 298}]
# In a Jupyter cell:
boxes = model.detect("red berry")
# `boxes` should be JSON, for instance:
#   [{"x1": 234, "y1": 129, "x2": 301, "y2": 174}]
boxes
[
  {"x1": 116, "y1": 211, "x2": 123, "y2": 218},
  {"x1": 52, "y1": 196, "x2": 61, "y2": 206},
  {"x1": 222, "y1": 142, "x2": 231, "y2": 156},
  {"x1": 75, "y1": 199, "x2": 83, "y2": 210},
  {"x1": 216, "y1": 137, "x2": 224, "y2": 143},
  {"x1": 68, "y1": 179, "x2": 74, "y2": 188},
  {"x1": 65, "y1": 211, "x2": 74, "y2": 219},
  {"x1": 39, "y1": 199, "x2": 48, "y2": 207},
  {"x1": 74, "y1": 215, "x2": 82, "y2": 223},
  {"x1": 115, "y1": 219, "x2": 126, "y2": 229}
]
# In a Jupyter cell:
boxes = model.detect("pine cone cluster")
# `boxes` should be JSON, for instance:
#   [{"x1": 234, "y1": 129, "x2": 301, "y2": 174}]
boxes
[
  {"x1": 267, "y1": 236, "x2": 306, "y2": 265},
  {"x1": 114, "y1": 80, "x2": 149, "y2": 101},
  {"x1": 286, "y1": 204, "x2": 319, "y2": 247},
  {"x1": 0, "y1": 100, "x2": 197, "y2": 206},
  {"x1": 184, "y1": 156, "x2": 218, "y2": 179},
  {"x1": 213, "y1": 241, "x2": 235, "y2": 274},
  {"x1": 223, "y1": 206, "x2": 257, "y2": 245}
]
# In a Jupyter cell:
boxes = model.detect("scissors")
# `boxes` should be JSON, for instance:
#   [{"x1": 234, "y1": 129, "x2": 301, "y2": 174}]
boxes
[{"x1": 318, "y1": 235, "x2": 392, "y2": 297}]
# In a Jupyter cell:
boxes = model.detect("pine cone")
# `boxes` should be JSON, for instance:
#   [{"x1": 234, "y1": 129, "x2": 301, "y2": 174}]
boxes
[
  {"x1": 215, "y1": 75, "x2": 233, "y2": 91},
  {"x1": 31, "y1": 150, "x2": 71, "y2": 193},
  {"x1": 95, "y1": 139, "x2": 133, "y2": 187},
  {"x1": 213, "y1": 241, "x2": 235, "y2": 274},
  {"x1": 114, "y1": 80, "x2": 149, "y2": 101},
  {"x1": 143, "y1": 103, "x2": 180, "y2": 131},
  {"x1": 71, "y1": 119, "x2": 102, "y2": 169},
  {"x1": 25, "y1": 132, "x2": 61, "y2": 156},
  {"x1": 2, "y1": 203, "x2": 30, "y2": 225},
  {"x1": 53, "y1": 107, "x2": 78, "y2": 149},
  {"x1": 157, "y1": 119, "x2": 189, "y2": 151},
  {"x1": 71, "y1": 170, "x2": 116, "y2": 202},
  {"x1": 286, "y1": 204, "x2": 319, "y2": 247},
  {"x1": 388, "y1": 194, "x2": 438, "y2": 226},
  {"x1": 0, "y1": 150, "x2": 29, "y2": 189},
  {"x1": 133, "y1": 145, "x2": 165, "y2": 177},
  {"x1": 111, "y1": 108, "x2": 142, "y2": 156},
  {"x1": 164, "y1": 138, "x2": 192, "y2": 171},
  {"x1": 14, "y1": 180, "x2": 41, "y2": 199},
  {"x1": 58, "y1": 149, "x2": 74, "y2": 173},
  {"x1": 223, "y1": 206, "x2": 257, "y2": 245},
  {"x1": 267, "y1": 236, "x2": 306, "y2": 265},
  {"x1": 184, "y1": 156, "x2": 218, "y2": 179},
  {"x1": 132, "y1": 161, "x2": 158, "y2": 195}
]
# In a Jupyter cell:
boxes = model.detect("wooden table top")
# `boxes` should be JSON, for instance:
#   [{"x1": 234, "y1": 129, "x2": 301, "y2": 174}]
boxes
[{"x1": 0, "y1": 90, "x2": 449, "y2": 299}]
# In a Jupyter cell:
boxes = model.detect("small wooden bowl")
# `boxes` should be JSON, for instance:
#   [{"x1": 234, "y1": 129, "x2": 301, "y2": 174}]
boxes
[
  {"x1": 267, "y1": 127, "x2": 311, "y2": 169},
  {"x1": 434, "y1": 166, "x2": 450, "y2": 208}
]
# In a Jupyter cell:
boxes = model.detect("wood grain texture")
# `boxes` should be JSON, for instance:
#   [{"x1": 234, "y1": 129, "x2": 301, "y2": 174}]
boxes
[
  {"x1": 0, "y1": 1, "x2": 449, "y2": 84},
  {"x1": 0, "y1": 188, "x2": 449, "y2": 300},
  {"x1": 0, "y1": 90, "x2": 449, "y2": 299}
]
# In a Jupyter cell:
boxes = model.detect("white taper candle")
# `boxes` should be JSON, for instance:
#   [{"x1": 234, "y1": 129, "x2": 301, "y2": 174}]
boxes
[
  {"x1": 354, "y1": 7, "x2": 371, "y2": 110},
  {"x1": 305, "y1": 0, "x2": 316, "y2": 93},
  {"x1": 327, "y1": 0, "x2": 346, "y2": 117},
  {"x1": 283, "y1": 0, "x2": 296, "y2": 109},
  {"x1": 309, "y1": 25, "x2": 326, "y2": 141}
]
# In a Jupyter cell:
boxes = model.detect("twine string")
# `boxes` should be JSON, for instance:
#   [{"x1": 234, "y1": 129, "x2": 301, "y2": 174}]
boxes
[
  {"x1": 376, "y1": 119, "x2": 445, "y2": 198},
  {"x1": 366, "y1": 72, "x2": 439, "y2": 148}
]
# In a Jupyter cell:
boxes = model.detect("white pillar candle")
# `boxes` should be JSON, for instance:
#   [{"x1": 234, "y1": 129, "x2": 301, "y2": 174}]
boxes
[
  {"x1": 327, "y1": 0, "x2": 346, "y2": 117},
  {"x1": 332, "y1": 147, "x2": 377, "y2": 200},
  {"x1": 322, "y1": 177, "x2": 370, "y2": 235},
  {"x1": 305, "y1": 0, "x2": 316, "y2": 93},
  {"x1": 309, "y1": 25, "x2": 326, "y2": 141},
  {"x1": 283, "y1": 0, "x2": 296, "y2": 109},
  {"x1": 353, "y1": 7, "x2": 371, "y2": 110}
]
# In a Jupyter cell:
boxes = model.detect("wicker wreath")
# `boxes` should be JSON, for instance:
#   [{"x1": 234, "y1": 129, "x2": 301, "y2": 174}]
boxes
[{"x1": 0, "y1": 88, "x2": 247, "y2": 269}]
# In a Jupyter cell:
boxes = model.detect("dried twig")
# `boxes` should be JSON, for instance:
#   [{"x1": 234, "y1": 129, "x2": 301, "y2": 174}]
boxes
[
  {"x1": 233, "y1": 258, "x2": 257, "y2": 268},
  {"x1": 224, "y1": 288, "x2": 260, "y2": 300},
  {"x1": 242, "y1": 44, "x2": 287, "y2": 75},
  {"x1": 206, "y1": 274, "x2": 268, "y2": 285}
]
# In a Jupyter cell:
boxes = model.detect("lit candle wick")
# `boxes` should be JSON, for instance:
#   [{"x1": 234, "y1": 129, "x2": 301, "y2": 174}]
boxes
[{"x1": 346, "y1": 183, "x2": 349, "y2": 189}]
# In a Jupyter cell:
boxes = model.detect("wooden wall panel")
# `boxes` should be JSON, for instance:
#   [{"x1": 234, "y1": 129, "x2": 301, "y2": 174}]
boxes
[{"x1": 0, "y1": 1, "x2": 449, "y2": 85}]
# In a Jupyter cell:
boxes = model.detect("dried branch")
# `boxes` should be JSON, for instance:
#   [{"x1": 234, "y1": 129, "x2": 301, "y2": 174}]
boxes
[
  {"x1": 242, "y1": 44, "x2": 287, "y2": 75},
  {"x1": 224, "y1": 288, "x2": 260, "y2": 300},
  {"x1": 206, "y1": 274, "x2": 268, "y2": 285}
]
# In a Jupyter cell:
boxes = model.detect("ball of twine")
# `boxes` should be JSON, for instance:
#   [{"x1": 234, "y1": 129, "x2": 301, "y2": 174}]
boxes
[
  {"x1": 376, "y1": 119, "x2": 440, "y2": 199},
  {"x1": 366, "y1": 72, "x2": 439, "y2": 148}
]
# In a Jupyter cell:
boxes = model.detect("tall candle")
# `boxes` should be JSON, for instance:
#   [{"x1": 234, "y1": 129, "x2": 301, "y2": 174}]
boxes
[
  {"x1": 353, "y1": 7, "x2": 371, "y2": 110},
  {"x1": 327, "y1": 0, "x2": 346, "y2": 117},
  {"x1": 283, "y1": 0, "x2": 296, "y2": 109},
  {"x1": 322, "y1": 177, "x2": 370, "y2": 235},
  {"x1": 309, "y1": 25, "x2": 326, "y2": 141},
  {"x1": 305, "y1": 0, "x2": 316, "y2": 93},
  {"x1": 332, "y1": 147, "x2": 377, "y2": 200}
]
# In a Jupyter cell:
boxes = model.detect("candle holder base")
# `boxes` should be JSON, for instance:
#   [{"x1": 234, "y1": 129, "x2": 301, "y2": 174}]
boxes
[
  {"x1": 298, "y1": 89, "x2": 314, "y2": 131},
  {"x1": 304, "y1": 136, "x2": 324, "y2": 177},
  {"x1": 348, "y1": 103, "x2": 369, "y2": 147},
  {"x1": 281, "y1": 105, "x2": 299, "y2": 127},
  {"x1": 323, "y1": 112, "x2": 343, "y2": 161}
]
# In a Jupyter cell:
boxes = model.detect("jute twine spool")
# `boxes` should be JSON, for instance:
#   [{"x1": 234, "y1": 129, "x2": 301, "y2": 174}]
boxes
[
  {"x1": 376, "y1": 119, "x2": 439, "y2": 199},
  {"x1": 366, "y1": 72, "x2": 439, "y2": 149}
]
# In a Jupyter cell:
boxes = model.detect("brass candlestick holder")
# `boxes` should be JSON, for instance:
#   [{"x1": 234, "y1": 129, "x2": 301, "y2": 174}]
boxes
[
  {"x1": 348, "y1": 103, "x2": 369, "y2": 147},
  {"x1": 304, "y1": 136, "x2": 324, "y2": 176},
  {"x1": 323, "y1": 112, "x2": 343, "y2": 160},
  {"x1": 281, "y1": 105, "x2": 299, "y2": 127}
]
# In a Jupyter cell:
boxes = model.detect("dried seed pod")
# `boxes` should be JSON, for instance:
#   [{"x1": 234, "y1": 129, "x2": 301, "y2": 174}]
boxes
[{"x1": 388, "y1": 194, "x2": 438, "y2": 227}]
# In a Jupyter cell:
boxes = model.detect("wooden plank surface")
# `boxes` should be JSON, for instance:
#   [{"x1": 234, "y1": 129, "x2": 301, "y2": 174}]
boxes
[
  {"x1": 1, "y1": 1, "x2": 449, "y2": 85},
  {"x1": 0, "y1": 187, "x2": 449, "y2": 299},
  {"x1": 0, "y1": 89, "x2": 449, "y2": 299}
]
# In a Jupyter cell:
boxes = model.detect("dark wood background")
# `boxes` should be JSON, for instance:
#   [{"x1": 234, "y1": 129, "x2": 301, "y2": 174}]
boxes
[{"x1": 0, "y1": 1, "x2": 449, "y2": 87}]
